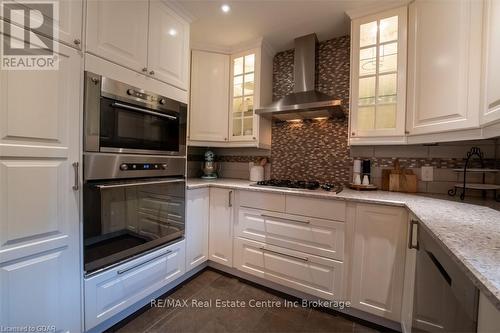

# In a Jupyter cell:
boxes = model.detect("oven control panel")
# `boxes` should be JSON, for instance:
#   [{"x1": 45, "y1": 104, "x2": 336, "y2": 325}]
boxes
[{"x1": 119, "y1": 163, "x2": 168, "y2": 171}]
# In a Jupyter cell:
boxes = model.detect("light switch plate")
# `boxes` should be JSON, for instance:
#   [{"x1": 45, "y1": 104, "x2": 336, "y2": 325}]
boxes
[{"x1": 421, "y1": 166, "x2": 434, "y2": 182}]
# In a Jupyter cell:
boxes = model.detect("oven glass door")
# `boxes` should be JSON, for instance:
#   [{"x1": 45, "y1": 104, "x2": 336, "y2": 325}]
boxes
[
  {"x1": 83, "y1": 178, "x2": 185, "y2": 274},
  {"x1": 99, "y1": 97, "x2": 180, "y2": 154}
]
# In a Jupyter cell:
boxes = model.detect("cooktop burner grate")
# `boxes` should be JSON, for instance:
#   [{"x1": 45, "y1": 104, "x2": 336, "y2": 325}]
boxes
[{"x1": 254, "y1": 179, "x2": 343, "y2": 193}]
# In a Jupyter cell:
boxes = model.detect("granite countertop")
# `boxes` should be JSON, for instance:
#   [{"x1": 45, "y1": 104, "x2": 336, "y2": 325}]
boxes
[{"x1": 187, "y1": 178, "x2": 500, "y2": 311}]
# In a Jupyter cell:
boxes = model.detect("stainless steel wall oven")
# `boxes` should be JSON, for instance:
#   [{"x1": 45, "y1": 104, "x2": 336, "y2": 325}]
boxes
[
  {"x1": 84, "y1": 71, "x2": 187, "y2": 156},
  {"x1": 83, "y1": 72, "x2": 187, "y2": 275}
]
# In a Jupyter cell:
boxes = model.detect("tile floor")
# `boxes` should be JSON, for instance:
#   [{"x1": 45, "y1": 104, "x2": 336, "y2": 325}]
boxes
[{"x1": 108, "y1": 269, "x2": 386, "y2": 333}]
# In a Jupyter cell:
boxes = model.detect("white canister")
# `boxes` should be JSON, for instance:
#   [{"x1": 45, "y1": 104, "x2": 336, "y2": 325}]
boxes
[
  {"x1": 353, "y1": 159, "x2": 362, "y2": 173},
  {"x1": 250, "y1": 165, "x2": 265, "y2": 181}
]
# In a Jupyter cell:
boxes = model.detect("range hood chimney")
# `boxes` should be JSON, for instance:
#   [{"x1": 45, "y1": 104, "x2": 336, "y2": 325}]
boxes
[{"x1": 256, "y1": 33, "x2": 344, "y2": 121}]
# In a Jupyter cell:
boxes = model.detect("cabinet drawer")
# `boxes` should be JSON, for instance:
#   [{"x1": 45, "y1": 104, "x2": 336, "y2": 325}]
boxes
[
  {"x1": 84, "y1": 240, "x2": 185, "y2": 330},
  {"x1": 234, "y1": 238, "x2": 343, "y2": 300},
  {"x1": 235, "y1": 207, "x2": 345, "y2": 261},
  {"x1": 239, "y1": 190, "x2": 285, "y2": 212},
  {"x1": 285, "y1": 195, "x2": 346, "y2": 221}
]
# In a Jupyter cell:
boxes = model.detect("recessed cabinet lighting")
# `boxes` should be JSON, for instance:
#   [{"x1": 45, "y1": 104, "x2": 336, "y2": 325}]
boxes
[
  {"x1": 221, "y1": 4, "x2": 230, "y2": 13},
  {"x1": 168, "y1": 28, "x2": 177, "y2": 36}
]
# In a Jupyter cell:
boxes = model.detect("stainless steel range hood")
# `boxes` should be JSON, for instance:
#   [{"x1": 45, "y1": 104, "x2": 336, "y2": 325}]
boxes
[{"x1": 255, "y1": 33, "x2": 344, "y2": 121}]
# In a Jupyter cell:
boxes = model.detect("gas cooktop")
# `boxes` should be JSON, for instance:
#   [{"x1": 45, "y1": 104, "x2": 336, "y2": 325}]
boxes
[{"x1": 252, "y1": 179, "x2": 343, "y2": 193}]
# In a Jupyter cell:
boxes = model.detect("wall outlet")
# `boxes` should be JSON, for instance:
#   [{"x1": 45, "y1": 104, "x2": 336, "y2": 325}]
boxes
[{"x1": 421, "y1": 166, "x2": 434, "y2": 182}]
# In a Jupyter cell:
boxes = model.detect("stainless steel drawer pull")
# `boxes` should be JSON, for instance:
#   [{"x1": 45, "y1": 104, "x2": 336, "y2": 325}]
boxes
[
  {"x1": 72, "y1": 162, "x2": 79, "y2": 191},
  {"x1": 111, "y1": 102, "x2": 177, "y2": 120},
  {"x1": 261, "y1": 214, "x2": 310, "y2": 224},
  {"x1": 117, "y1": 250, "x2": 172, "y2": 275},
  {"x1": 229, "y1": 190, "x2": 233, "y2": 207},
  {"x1": 259, "y1": 247, "x2": 309, "y2": 262}
]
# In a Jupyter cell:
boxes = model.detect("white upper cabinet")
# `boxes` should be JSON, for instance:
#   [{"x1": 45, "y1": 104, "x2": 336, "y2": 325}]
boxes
[
  {"x1": 0, "y1": 40, "x2": 82, "y2": 332},
  {"x1": 86, "y1": 0, "x2": 149, "y2": 73},
  {"x1": 189, "y1": 50, "x2": 230, "y2": 142},
  {"x1": 350, "y1": 7, "x2": 407, "y2": 141},
  {"x1": 481, "y1": 0, "x2": 500, "y2": 126},
  {"x1": 148, "y1": 1, "x2": 190, "y2": 90},
  {"x1": 229, "y1": 49, "x2": 259, "y2": 142},
  {"x1": 55, "y1": 0, "x2": 83, "y2": 48},
  {"x1": 189, "y1": 43, "x2": 273, "y2": 148},
  {"x1": 406, "y1": 0, "x2": 483, "y2": 135},
  {"x1": 86, "y1": 0, "x2": 190, "y2": 90},
  {"x1": 3, "y1": 0, "x2": 83, "y2": 48}
]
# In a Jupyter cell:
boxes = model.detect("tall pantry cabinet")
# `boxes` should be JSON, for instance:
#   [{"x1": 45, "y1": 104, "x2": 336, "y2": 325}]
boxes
[{"x1": 0, "y1": 26, "x2": 83, "y2": 333}]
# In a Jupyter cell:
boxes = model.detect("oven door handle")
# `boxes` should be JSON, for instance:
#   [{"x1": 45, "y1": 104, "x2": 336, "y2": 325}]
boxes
[
  {"x1": 111, "y1": 102, "x2": 177, "y2": 120},
  {"x1": 92, "y1": 179, "x2": 185, "y2": 189}
]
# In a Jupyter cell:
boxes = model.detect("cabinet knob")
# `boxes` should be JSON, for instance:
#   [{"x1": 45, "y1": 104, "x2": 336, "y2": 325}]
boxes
[
  {"x1": 149, "y1": 70, "x2": 155, "y2": 75},
  {"x1": 142, "y1": 67, "x2": 148, "y2": 73},
  {"x1": 73, "y1": 39, "x2": 81, "y2": 45},
  {"x1": 405, "y1": 131, "x2": 410, "y2": 135},
  {"x1": 224, "y1": 137, "x2": 228, "y2": 141},
  {"x1": 253, "y1": 137, "x2": 256, "y2": 140},
  {"x1": 351, "y1": 132, "x2": 356, "y2": 136}
]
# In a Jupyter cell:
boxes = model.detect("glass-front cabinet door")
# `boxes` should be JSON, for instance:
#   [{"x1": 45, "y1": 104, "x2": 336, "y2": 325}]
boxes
[
  {"x1": 350, "y1": 7, "x2": 407, "y2": 140},
  {"x1": 229, "y1": 49, "x2": 258, "y2": 141}
]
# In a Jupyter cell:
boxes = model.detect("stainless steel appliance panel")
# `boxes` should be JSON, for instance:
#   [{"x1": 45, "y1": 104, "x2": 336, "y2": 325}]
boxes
[
  {"x1": 83, "y1": 178, "x2": 185, "y2": 275},
  {"x1": 83, "y1": 71, "x2": 187, "y2": 156},
  {"x1": 83, "y1": 153, "x2": 186, "y2": 181},
  {"x1": 412, "y1": 222, "x2": 479, "y2": 332}
]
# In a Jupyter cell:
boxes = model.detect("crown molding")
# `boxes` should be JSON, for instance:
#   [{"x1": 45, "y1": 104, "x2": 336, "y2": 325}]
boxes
[
  {"x1": 191, "y1": 37, "x2": 276, "y2": 57},
  {"x1": 345, "y1": 1, "x2": 410, "y2": 20},
  {"x1": 162, "y1": 0, "x2": 196, "y2": 23}
]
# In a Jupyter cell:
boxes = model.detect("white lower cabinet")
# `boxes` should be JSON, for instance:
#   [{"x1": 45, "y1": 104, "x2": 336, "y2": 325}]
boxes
[
  {"x1": 84, "y1": 240, "x2": 185, "y2": 330},
  {"x1": 350, "y1": 204, "x2": 408, "y2": 322},
  {"x1": 234, "y1": 237, "x2": 343, "y2": 300},
  {"x1": 208, "y1": 188, "x2": 234, "y2": 267},
  {"x1": 186, "y1": 188, "x2": 210, "y2": 270},
  {"x1": 234, "y1": 207, "x2": 345, "y2": 261}
]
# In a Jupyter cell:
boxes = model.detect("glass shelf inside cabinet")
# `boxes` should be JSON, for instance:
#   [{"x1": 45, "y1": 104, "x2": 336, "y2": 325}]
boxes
[
  {"x1": 232, "y1": 53, "x2": 256, "y2": 138},
  {"x1": 357, "y1": 15, "x2": 399, "y2": 132}
]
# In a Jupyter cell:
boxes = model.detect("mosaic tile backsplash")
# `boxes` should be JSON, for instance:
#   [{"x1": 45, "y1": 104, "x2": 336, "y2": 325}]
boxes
[{"x1": 271, "y1": 35, "x2": 351, "y2": 183}]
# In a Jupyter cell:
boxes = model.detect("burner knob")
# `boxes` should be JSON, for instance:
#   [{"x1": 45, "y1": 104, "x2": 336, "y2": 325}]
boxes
[
  {"x1": 126, "y1": 89, "x2": 135, "y2": 96},
  {"x1": 161, "y1": 163, "x2": 168, "y2": 170},
  {"x1": 159, "y1": 98, "x2": 167, "y2": 105},
  {"x1": 119, "y1": 163, "x2": 128, "y2": 171}
]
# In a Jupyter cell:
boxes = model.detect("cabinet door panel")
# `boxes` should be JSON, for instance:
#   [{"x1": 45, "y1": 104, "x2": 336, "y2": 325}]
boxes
[
  {"x1": 482, "y1": 0, "x2": 500, "y2": 125},
  {"x1": 350, "y1": 6, "x2": 407, "y2": 139},
  {"x1": 3, "y1": 0, "x2": 83, "y2": 48},
  {"x1": 208, "y1": 188, "x2": 233, "y2": 266},
  {"x1": 186, "y1": 189, "x2": 209, "y2": 270},
  {"x1": 406, "y1": 0, "x2": 482, "y2": 134},
  {"x1": 0, "y1": 41, "x2": 82, "y2": 332},
  {"x1": 84, "y1": 241, "x2": 185, "y2": 330},
  {"x1": 351, "y1": 204, "x2": 407, "y2": 321},
  {"x1": 148, "y1": 1, "x2": 189, "y2": 90},
  {"x1": 234, "y1": 237, "x2": 343, "y2": 300},
  {"x1": 189, "y1": 51, "x2": 229, "y2": 142},
  {"x1": 235, "y1": 207, "x2": 345, "y2": 261},
  {"x1": 86, "y1": 0, "x2": 148, "y2": 72}
]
